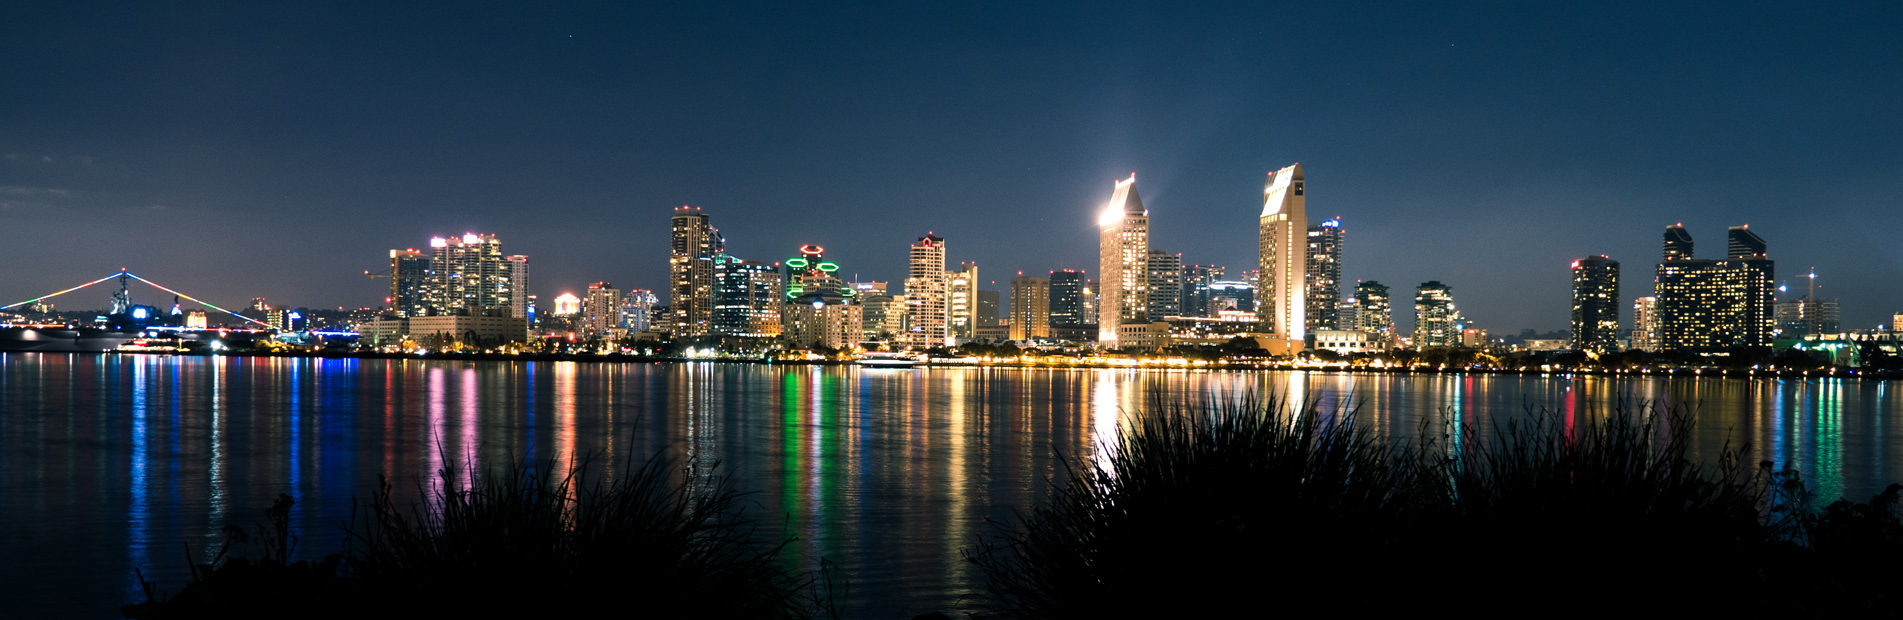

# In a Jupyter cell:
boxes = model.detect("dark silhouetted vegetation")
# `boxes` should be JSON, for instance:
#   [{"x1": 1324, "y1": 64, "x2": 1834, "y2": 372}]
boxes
[
  {"x1": 125, "y1": 455, "x2": 832, "y2": 619},
  {"x1": 968, "y1": 394, "x2": 1903, "y2": 618}
]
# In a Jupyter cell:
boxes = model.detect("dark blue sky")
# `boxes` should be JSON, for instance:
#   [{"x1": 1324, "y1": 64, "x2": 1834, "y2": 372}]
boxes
[{"x1": 4, "y1": 2, "x2": 1899, "y2": 333}]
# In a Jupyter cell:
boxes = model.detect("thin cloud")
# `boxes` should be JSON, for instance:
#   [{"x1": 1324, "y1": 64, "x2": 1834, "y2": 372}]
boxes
[{"x1": 0, "y1": 186, "x2": 73, "y2": 198}]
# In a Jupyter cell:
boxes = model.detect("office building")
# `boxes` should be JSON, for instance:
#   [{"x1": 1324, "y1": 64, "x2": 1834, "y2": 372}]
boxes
[
  {"x1": 1631, "y1": 297, "x2": 1660, "y2": 352},
  {"x1": 670, "y1": 206, "x2": 720, "y2": 337},
  {"x1": 949, "y1": 262, "x2": 979, "y2": 342},
  {"x1": 1776, "y1": 297, "x2": 1840, "y2": 339},
  {"x1": 1208, "y1": 281, "x2": 1256, "y2": 315},
  {"x1": 386, "y1": 249, "x2": 432, "y2": 318},
  {"x1": 851, "y1": 281, "x2": 889, "y2": 296},
  {"x1": 1306, "y1": 217, "x2": 1343, "y2": 331},
  {"x1": 1098, "y1": 173, "x2": 1149, "y2": 345},
  {"x1": 861, "y1": 294, "x2": 906, "y2": 341},
  {"x1": 1654, "y1": 225, "x2": 1776, "y2": 351},
  {"x1": 1010, "y1": 275, "x2": 1051, "y2": 340},
  {"x1": 1259, "y1": 164, "x2": 1307, "y2": 349},
  {"x1": 584, "y1": 282, "x2": 621, "y2": 338},
  {"x1": 1413, "y1": 281, "x2": 1457, "y2": 349},
  {"x1": 713, "y1": 255, "x2": 783, "y2": 337},
  {"x1": 1337, "y1": 298, "x2": 1360, "y2": 333},
  {"x1": 1180, "y1": 264, "x2": 1223, "y2": 318},
  {"x1": 1049, "y1": 269, "x2": 1086, "y2": 327},
  {"x1": 505, "y1": 255, "x2": 530, "y2": 324},
  {"x1": 1350, "y1": 281, "x2": 1394, "y2": 347},
  {"x1": 1570, "y1": 256, "x2": 1621, "y2": 354},
  {"x1": 977, "y1": 289, "x2": 1000, "y2": 330},
  {"x1": 904, "y1": 234, "x2": 949, "y2": 349},
  {"x1": 621, "y1": 289, "x2": 657, "y2": 332},
  {"x1": 1147, "y1": 249, "x2": 1182, "y2": 318}
]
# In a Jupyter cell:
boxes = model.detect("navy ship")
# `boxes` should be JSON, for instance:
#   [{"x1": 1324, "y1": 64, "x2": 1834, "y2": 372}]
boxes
[{"x1": 0, "y1": 276, "x2": 268, "y2": 353}]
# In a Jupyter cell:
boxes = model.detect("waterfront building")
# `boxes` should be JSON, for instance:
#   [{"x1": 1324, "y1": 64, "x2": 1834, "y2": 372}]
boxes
[
  {"x1": 1631, "y1": 297, "x2": 1660, "y2": 352},
  {"x1": 1570, "y1": 256, "x2": 1621, "y2": 354},
  {"x1": 1207, "y1": 281, "x2": 1256, "y2": 314},
  {"x1": 1010, "y1": 275, "x2": 1051, "y2": 340},
  {"x1": 1259, "y1": 164, "x2": 1307, "y2": 351},
  {"x1": 670, "y1": 206, "x2": 720, "y2": 337},
  {"x1": 1310, "y1": 329, "x2": 1378, "y2": 355},
  {"x1": 1147, "y1": 250, "x2": 1182, "y2": 318},
  {"x1": 621, "y1": 289, "x2": 657, "y2": 332},
  {"x1": 426, "y1": 233, "x2": 514, "y2": 317},
  {"x1": 1048, "y1": 269, "x2": 1086, "y2": 327},
  {"x1": 388, "y1": 249, "x2": 432, "y2": 318},
  {"x1": 949, "y1": 262, "x2": 979, "y2": 342},
  {"x1": 410, "y1": 314, "x2": 528, "y2": 349},
  {"x1": 904, "y1": 233, "x2": 949, "y2": 349},
  {"x1": 1306, "y1": 217, "x2": 1343, "y2": 331},
  {"x1": 1098, "y1": 174, "x2": 1150, "y2": 345},
  {"x1": 1413, "y1": 281, "x2": 1457, "y2": 349},
  {"x1": 1180, "y1": 264, "x2": 1223, "y2": 318},
  {"x1": 584, "y1": 282, "x2": 621, "y2": 338},
  {"x1": 1337, "y1": 298, "x2": 1360, "y2": 333},
  {"x1": 1654, "y1": 224, "x2": 1776, "y2": 351},
  {"x1": 713, "y1": 255, "x2": 783, "y2": 337},
  {"x1": 784, "y1": 296, "x2": 863, "y2": 350},
  {"x1": 861, "y1": 294, "x2": 906, "y2": 342},
  {"x1": 506, "y1": 255, "x2": 530, "y2": 324}
]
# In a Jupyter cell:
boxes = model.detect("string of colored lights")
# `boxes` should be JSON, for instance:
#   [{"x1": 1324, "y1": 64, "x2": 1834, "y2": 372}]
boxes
[
  {"x1": 0, "y1": 272, "x2": 123, "y2": 311},
  {"x1": 121, "y1": 272, "x2": 273, "y2": 329}
]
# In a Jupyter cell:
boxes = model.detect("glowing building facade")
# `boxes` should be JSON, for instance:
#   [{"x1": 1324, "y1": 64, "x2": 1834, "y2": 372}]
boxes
[
  {"x1": 1147, "y1": 249, "x2": 1182, "y2": 318},
  {"x1": 388, "y1": 248, "x2": 432, "y2": 318},
  {"x1": 1413, "y1": 281, "x2": 1457, "y2": 349},
  {"x1": 584, "y1": 281, "x2": 621, "y2": 338},
  {"x1": 1631, "y1": 296, "x2": 1660, "y2": 352},
  {"x1": 1569, "y1": 256, "x2": 1621, "y2": 354},
  {"x1": 1353, "y1": 280, "x2": 1394, "y2": 347},
  {"x1": 1010, "y1": 275, "x2": 1051, "y2": 340},
  {"x1": 1097, "y1": 174, "x2": 1149, "y2": 345},
  {"x1": 1306, "y1": 217, "x2": 1343, "y2": 331},
  {"x1": 1259, "y1": 164, "x2": 1307, "y2": 349},
  {"x1": 425, "y1": 233, "x2": 515, "y2": 317},
  {"x1": 713, "y1": 255, "x2": 783, "y2": 337},
  {"x1": 1654, "y1": 225, "x2": 1775, "y2": 351},
  {"x1": 670, "y1": 206, "x2": 720, "y2": 337},
  {"x1": 904, "y1": 234, "x2": 949, "y2": 349}
]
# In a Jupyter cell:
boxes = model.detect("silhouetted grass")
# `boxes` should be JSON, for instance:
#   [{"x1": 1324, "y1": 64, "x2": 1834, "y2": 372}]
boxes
[
  {"x1": 969, "y1": 394, "x2": 1903, "y2": 618},
  {"x1": 125, "y1": 454, "x2": 831, "y2": 619}
]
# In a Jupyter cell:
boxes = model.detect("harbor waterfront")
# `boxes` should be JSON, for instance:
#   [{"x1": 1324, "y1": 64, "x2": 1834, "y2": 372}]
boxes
[{"x1": 4, "y1": 354, "x2": 1901, "y2": 618}]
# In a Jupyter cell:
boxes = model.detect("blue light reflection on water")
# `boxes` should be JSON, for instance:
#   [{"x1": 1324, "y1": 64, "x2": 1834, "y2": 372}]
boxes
[{"x1": 4, "y1": 358, "x2": 1903, "y2": 618}]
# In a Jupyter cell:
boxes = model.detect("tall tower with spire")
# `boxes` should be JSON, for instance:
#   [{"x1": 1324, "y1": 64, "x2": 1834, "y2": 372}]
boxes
[
  {"x1": 1259, "y1": 163, "x2": 1307, "y2": 350},
  {"x1": 1097, "y1": 173, "x2": 1149, "y2": 345}
]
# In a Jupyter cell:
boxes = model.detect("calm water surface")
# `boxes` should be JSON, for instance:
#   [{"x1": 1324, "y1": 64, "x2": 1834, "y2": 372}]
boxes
[{"x1": 3, "y1": 354, "x2": 1901, "y2": 618}]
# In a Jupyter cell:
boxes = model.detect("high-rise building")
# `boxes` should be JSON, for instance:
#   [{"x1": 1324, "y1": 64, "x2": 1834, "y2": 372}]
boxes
[
  {"x1": 1776, "y1": 292, "x2": 1840, "y2": 339},
  {"x1": 388, "y1": 248, "x2": 432, "y2": 318},
  {"x1": 949, "y1": 262, "x2": 979, "y2": 341},
  {"x1": 861, "y1": 294, "x2": 906, "y2": 341},
  {"x1": 782, "y1": 244, "x2": 860, "y2": 349},
  {"x1": 584, "y1": 282, "x2": 621, "y2": 338},
  {"x1": 1570, "y1": 256, "x2": 1620, "y2": 354},
  {"x1": 621, "y1": 289, "x2": 657, "y2": 332},
  {"x1": 505, "y1": 255, "x2": 530, "y2": 326},
  {"x1": 1048, "y1": 269, "x2": 1086, "y2": 327},
  {"x1": 1081, "y1": 279, "x2": 1099, "y2": 325},
  {"x1": 1654, "y1": 224, "x2": 1776, "y2": 351},
  {"x1": 1259, "y1": 164, "x2": 1307, "y2": 348},
  {"x1": 1352, "y1": 281, "x2": 1393, "y2": 346},
  {"x1": 1147, "y1": 249, "x2": 1182, "y2": 318},
  {"x1": 1631, "y1": 297, "x2": 1660, "y2": 352},
  {"x1": 1097, "y1": 173, "x2": 1149, "y2": 345},
  {"x1": 1179, "y1": 264, "x2": 1223, "y2": 318},
  {"x1": 1336, "y1": 298, "x2": 1360, "y2": 333},
  {"x1": 427, "y1": 233, "x2": 514, "y2": 317},
  {"x1": 670, "y1": 206, "x2": 719, "y2": 337},
  {"x1": 713, "y1": 255, "x2": 783, "y2": 337},
  {"x1": 904, "y1": 234, "x2": 949, "y2": 349},
  {"x1": 1010, "y1": 275, "x2": 1051, "y2": 340},
  {"x1": 1207, "y1": 281, "x2": 1255, "y2": 315},
  {"x1": 1413, "y1": 281, "x2": 1457, "y2": 349},
  {"x1": 977, "y1": 289, "x2": 1000, "y2": 329},
  {"x1": 1306, "y1": 217, "x2": 1344, "y2": 331}
]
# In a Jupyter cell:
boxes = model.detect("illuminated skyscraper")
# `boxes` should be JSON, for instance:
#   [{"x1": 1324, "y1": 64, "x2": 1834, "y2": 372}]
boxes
[
  {"x1": 388, "y1": 248, "x2": 432, "y2": 318},
  {"x1": 1259, "y1": 164, "x2": 1307, "y2": 349},
  {"x1": 1654, "y1": 224, "x2": 1776, "y2": 351},
  {"x1": 584, "y1": 282, "x2": 621, "y2": 338},
  {"x1": 1306, "y1": 217, "x2": 1343, "y2": 331},
  {"x1": 1179, "y1": 264, "x2": 1222, "y2": 318},
  {"x1": 1147, "y1": 249, "x2": 1182, "y2": 318},
  {"x1": 949, "y1": 262, "x2": 979, "y2": 342},
  {"x1": 621, "y1": 289, "x2": 657, "y2": 332},
  {"x1": 1413, "y1": 281, "x2": 1457, "y2": 349},
  {"x1": 714, "y1": 255, "x2": 783, "y2": 337},
  {"x1": 426, "y1": 233, "x2": 513, "y2": 317},
  {"x1": 1352, "y1": 281, "x2": 1394, "y2": 347},
  {"x1": 904, "y1": 233, "x2": 949, "y2": 349},
  {"x1": 1631, "y1": 297, "x2": 1660, "y2": 352},
  {"x1": 1569, "y1": 256, "x2": 1620, "y2": 354},
  {"x1": 1048, "y1": 269, "x2": 1086, "y2": 327},
  {"x1": 670, "y1": 206, "x2": 719, "y2": 337},
  {"x1": 506, "y1": 255, "x2": 530, "y2": 324},
  {"x1": 1010, "y1": 275, "x2": 1051, "y2": 340},
  {"x1": 1097, "y1": 173, "x2": 1149, "y2": 345}
]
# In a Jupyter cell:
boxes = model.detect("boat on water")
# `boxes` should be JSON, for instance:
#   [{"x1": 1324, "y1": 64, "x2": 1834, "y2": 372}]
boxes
[
  {"x1": 0, "y1": 275, "x2": 270, "y2": 353},
  {"x1": 855, "y1": 350, "x2": 921, "y2": 368}
]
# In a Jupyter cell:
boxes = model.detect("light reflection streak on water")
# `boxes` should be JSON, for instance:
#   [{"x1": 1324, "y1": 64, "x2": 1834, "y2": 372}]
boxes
[
  {"x1": 1091, "y1": 370, "x2": 1119, "y2": 472},
  {"x1": 126, "y1": 358, "x2": 149, "y2": 601},
  {"x1": 208, "y1": 358, "x2": 226, "y2": 543},
  {"x1": 288, "y1": 359, "x2": 302, "y2": 499},
  {"x1": 553, "y1": 362, "x2": 576, "y2": 478},
  {"x1": 427, "y1": 366, "x2": 446, "y2": 499},
  {"x1": 1819, "y1": 379, "x2": 1844, "y2": 502},
  {"x1": 460, "y1": 367, "x2": 478, "y2": 476},
  {"x1": 1772, "y1": 380, "x2": 1789, "y2": 473}
]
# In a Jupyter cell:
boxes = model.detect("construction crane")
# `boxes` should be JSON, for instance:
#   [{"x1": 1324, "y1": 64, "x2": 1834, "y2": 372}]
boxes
[{"x1": 364, "y1": 270, "x2": 390, "y2": 279}]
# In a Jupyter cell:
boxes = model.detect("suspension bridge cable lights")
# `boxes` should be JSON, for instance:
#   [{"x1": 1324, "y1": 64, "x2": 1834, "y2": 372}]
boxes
[{"x1": 0, "y1": 271, "x2": 125, "y2": 311}]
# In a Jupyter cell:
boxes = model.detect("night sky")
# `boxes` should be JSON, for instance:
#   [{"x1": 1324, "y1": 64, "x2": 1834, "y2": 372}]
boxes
[{"x1": 4, "y1": 2, "x2": 1899, "y2": 334}]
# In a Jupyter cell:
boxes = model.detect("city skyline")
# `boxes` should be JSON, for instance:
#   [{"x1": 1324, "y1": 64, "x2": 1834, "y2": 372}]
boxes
[{"x1": 3, "y1": 4, "x2": 1900, "y2": 334}]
